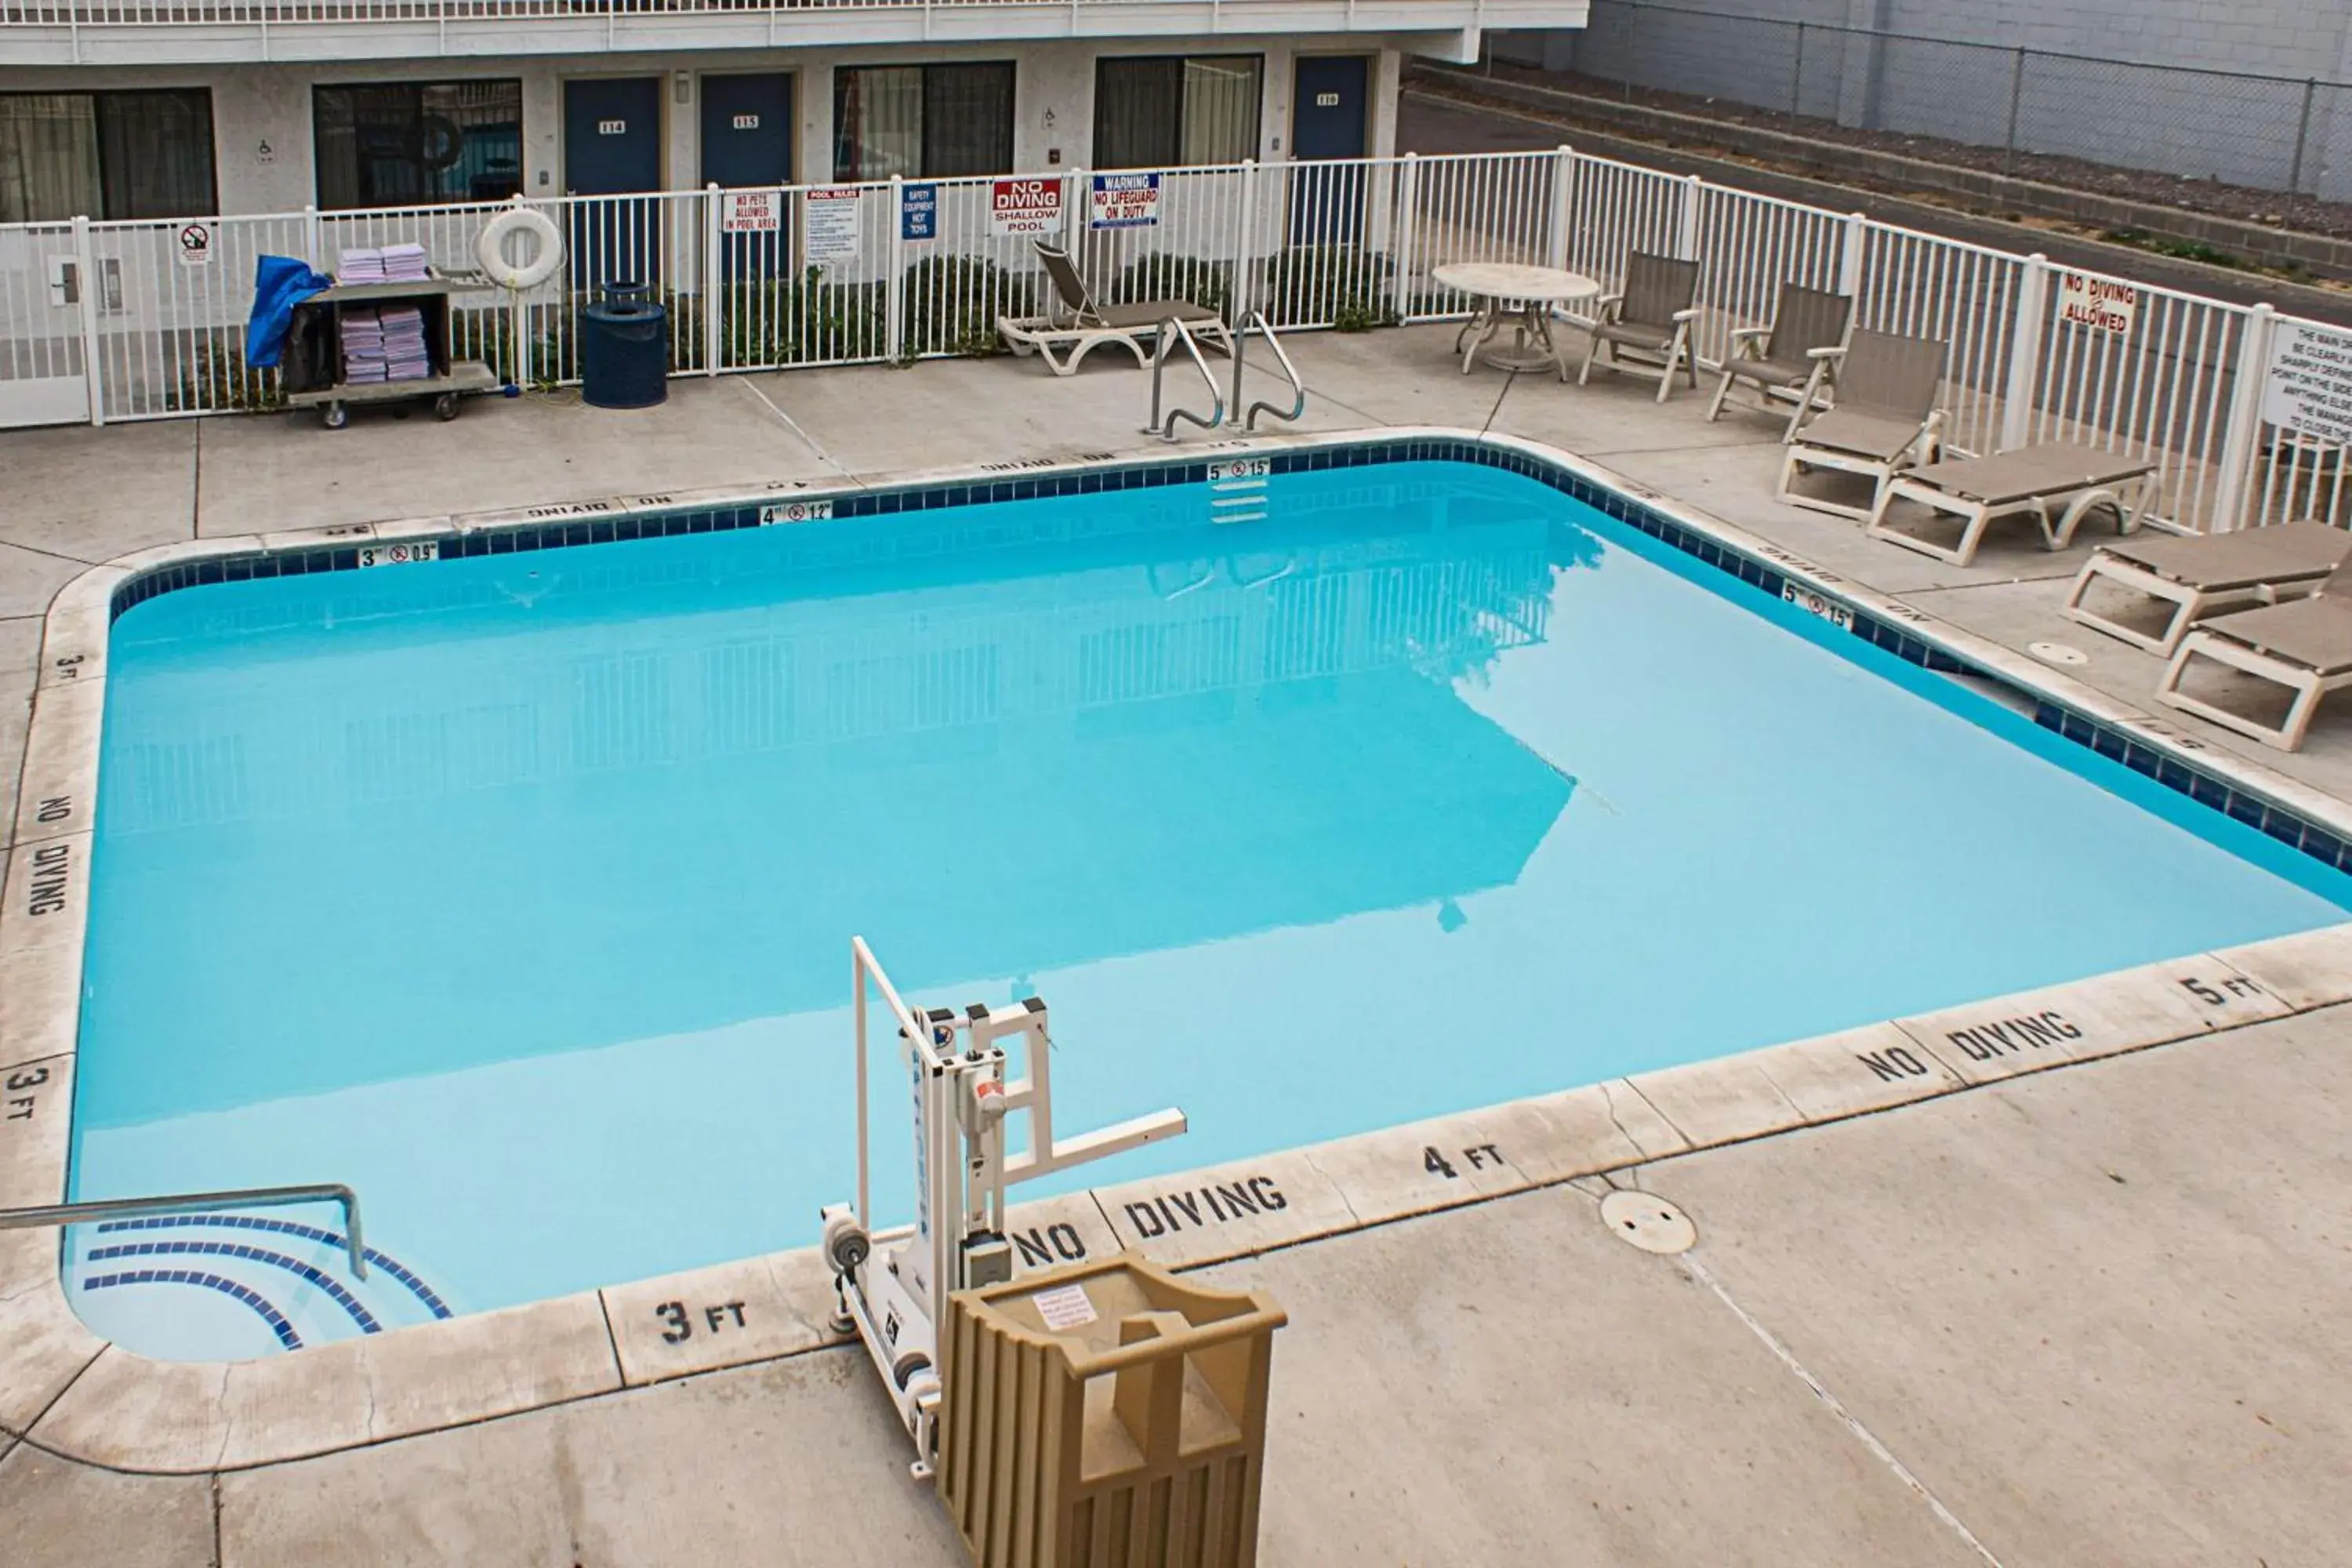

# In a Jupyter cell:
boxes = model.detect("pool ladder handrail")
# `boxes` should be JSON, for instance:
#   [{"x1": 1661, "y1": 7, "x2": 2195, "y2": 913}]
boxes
[
  {"x1": 1232, "y1": 310, "x2": 1308, "y2": 432},
  {"x1": 1142, "y1": 316, "x2": 1226, "y2": 441},
  {"x1": 0, "y1": 1181, "x2": 368, "y2": 1279}
]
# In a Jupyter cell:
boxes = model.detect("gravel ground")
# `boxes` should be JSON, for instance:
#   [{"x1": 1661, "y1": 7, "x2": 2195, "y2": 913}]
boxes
[{"x1": 1468, "y1": 60, "x2": 2352, "y2": 244}]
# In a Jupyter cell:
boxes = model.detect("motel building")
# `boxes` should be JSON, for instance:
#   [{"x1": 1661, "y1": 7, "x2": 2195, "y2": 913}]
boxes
[{"x1": 0, "y1": 0, "x2": 1573, "y2": 426}]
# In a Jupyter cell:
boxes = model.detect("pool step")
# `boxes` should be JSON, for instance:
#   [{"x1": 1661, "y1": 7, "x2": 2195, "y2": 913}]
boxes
[
  {"x1": 1209, "y1": 471, "x2": 1269, "y2": 525},
  {"x1": 68, "y1": 1213, "x2": 455, "y2": 1358}
]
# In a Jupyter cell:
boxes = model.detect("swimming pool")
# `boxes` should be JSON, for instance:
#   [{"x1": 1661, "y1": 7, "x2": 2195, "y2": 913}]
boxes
[{"x1": 61, "y1": 445, "x2": 2352, "y2": 1359}]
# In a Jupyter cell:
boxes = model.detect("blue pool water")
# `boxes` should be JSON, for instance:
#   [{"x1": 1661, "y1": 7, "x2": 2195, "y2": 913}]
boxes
[{"x1": 69, "y1": 459, "x2": 2352, "y2": 1357}]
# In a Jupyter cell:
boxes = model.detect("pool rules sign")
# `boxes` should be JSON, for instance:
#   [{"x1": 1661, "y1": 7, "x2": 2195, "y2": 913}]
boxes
[{"x1": 2263, "y1": 321, "x2": 2352, "y2": 448}]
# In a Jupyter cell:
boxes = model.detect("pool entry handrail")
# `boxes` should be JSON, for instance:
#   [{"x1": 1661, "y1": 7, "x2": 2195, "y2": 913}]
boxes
[
  {"x1": 1143, "y1": 316, "x2": 1227, "y2": 441},
  {"x1": 0, "y1": 1182, "x2": 368, "y2": 1279},
  {"x1": 1234, "y1": 310, "x2": 1308, "y2": 433}
]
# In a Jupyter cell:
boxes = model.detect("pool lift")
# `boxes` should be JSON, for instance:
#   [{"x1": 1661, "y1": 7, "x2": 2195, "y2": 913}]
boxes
[{"x1": 820, "y1": 938, "x2": 1187, "y2": 1479}]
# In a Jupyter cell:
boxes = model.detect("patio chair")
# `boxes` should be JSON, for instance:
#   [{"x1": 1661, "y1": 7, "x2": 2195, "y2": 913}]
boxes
[
  {"x1": 996, "y1": 242, "x2": 1233, "y2": 376},
  {"x1": 1775, "y1": 329, "x2": 1947, "y2": 521},
  {"x1": 1707, "y1": 281, "x2": 1853, "y2": 437},
  {"x1": 1866, "y1": 441, "x2": 2159, "y2": 566},
  {"x1": 2157, "y1": 546, "x2": 2352, "y2": 751},
  {"x1": 2063, "y1": 518, "x2": 2352, "y2": 656},
  {"x1": 1577, "y1": 252, "x2": 1702, "y2": 403}
]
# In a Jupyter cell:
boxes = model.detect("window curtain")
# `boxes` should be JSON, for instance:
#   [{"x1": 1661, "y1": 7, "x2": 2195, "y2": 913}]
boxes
[
  {"x1": 0, "y1": 95, "x2": 101, "y2": 224},
  {"x1": 833, "y1": 67, "x2": 921, "y2": 181},
  {"x1": 96, "y1": 90, "x2": 216, "y2": 221},
  {"x1": 1181, "y1": 58, "x2": 1260, "y2": 165},
  {"x1": 922, "y1": 63, "x2": 1013, "y2": 178},
  {"x1": 1094, "y1": 59, "x2": 1182, "y2": 171}
]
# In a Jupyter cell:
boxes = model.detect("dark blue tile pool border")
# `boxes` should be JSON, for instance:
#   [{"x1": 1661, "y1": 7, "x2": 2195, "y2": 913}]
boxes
[{"x1": 102, "y1": 434, "x2": 2352, "y2": 878}]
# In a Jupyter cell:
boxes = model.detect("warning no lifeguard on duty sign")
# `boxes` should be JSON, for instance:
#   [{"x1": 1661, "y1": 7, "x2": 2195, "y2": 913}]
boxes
[{"x1": 988, "y1": 177, "x2": 1062, "y2": 238}]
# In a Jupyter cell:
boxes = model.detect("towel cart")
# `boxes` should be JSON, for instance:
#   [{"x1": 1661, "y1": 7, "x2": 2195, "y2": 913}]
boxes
[{"x1": 282, "y1": 271, "x2": 499, "y2": 430}]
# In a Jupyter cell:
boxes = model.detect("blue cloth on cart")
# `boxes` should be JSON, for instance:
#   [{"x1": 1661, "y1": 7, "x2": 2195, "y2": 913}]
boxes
[{"x1": 245, "y1": 255, "x2": 333, "y2": 369}]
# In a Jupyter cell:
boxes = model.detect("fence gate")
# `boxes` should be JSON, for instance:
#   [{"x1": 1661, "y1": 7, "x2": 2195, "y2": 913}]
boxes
[{"x1": 0, "y1": 222, "x2": 93, "y2": 429}]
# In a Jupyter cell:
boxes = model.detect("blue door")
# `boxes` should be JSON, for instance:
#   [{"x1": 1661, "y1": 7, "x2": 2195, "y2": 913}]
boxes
[
  {"x1": 1289, "y1": 56, "x2": 1369, "y2": 249},
  {"x1": 564, "y1": 78, "x2": 664, "y2": 293},
  {"x1": 701, "y1": 74, "x2": 794, "y2": 288}
]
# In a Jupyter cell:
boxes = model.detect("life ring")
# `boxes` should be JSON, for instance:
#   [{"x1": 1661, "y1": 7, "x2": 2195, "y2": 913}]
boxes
[
  {"x1": 417, "y1": 114, "x2": 465, "y2": 172},
  {"x1": 477, "y1": 205, "x2": 563, "y2": 290}
]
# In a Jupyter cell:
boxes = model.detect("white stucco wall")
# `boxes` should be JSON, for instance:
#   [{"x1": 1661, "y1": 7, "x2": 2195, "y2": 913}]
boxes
[{"x1": 0, "y1": 40, "x2": 1402, "y2": 218}]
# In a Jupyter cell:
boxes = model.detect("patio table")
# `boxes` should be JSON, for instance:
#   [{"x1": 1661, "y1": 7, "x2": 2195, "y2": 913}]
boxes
[{"x1": 1433, "y1": 262, "x2": 1602, "y2": 379}]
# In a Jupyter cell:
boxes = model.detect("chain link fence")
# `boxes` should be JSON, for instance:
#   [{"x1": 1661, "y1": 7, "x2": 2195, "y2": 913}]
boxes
[{"x1": 1501, "y1": 0, "x2": 2351, "y2": 202}]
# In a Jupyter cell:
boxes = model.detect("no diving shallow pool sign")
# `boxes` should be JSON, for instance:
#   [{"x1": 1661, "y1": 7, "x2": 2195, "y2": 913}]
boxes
[
  {"x1": 989, "y1": 176, "x2": 1062, "y2": 238},
  {"x1": 176, "y1": 223, "x2": 213, "y2": 268}
]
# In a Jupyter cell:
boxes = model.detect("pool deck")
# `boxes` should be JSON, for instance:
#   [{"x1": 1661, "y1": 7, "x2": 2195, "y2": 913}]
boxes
[{"x1": 7, "y1": 329, "x2": 2352, "y2": 1565}]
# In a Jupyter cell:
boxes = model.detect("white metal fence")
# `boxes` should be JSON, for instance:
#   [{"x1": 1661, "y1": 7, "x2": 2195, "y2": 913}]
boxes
[{"x1": 3, "y1": 147, "x2": 2347, "y2": 535}]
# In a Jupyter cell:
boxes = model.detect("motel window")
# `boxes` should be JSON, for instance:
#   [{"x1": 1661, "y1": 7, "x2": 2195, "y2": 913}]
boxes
[
  {"x1": 0, "y1": 89, "x2": 216, "y2": 223},
  {"x1": 833, "y1": 63, "x2": 1014, "y2": 182},
  {"x1": 314, "y1": 80, "x2": 524, "y2": 210},
  {"x1": 1093, "y1": 56, "x2": 1261, "y2": 170}
]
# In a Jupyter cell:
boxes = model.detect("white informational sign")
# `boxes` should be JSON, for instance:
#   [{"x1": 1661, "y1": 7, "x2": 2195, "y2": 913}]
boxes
[
  {"x1": 358, "y1": 539, "x2": 439, "y2": 568},
  {"x1": 2263, "y1": 321, "x2": 2352, "y2": 449},
  {"x1": 720, "y1": 190, "x2": 781, "y2": 234},
  {"x1": 1781, "y1": 580, "x2": 1853, "y2": 631},
  {"x1": 2056, "y1": 273, "x2": 2138, "y2": 335},
  {"x1": 989, "y1": 176, "x2": 1063, "y2": 238},
  {"x1": 176, "y1": 223, "x2": 212, "y2": 268},
  {"x1": 1089, "y1": 172, "x2": 1161, "y2": 230},
  {"x1": 758, "y1": 498, "x2": 833, "y2": 525},
  {"x1": 1031, "y1": 1283, "x2": 1097, "y2": 1331},
  {"x1": 804, "y1": 187, "x2": 862, "y2": 267}
]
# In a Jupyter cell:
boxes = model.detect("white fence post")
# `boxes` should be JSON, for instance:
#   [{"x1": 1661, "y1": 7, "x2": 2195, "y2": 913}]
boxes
[
  {"x1": 1837, "y1": 211, "x2": 1867, "y2": 300},
  {"x1": 1675, "y1": 173, "x2": 1703, "y2": 261},
  {"x1": 2000, "y1": 252, "x2": 2050, "y2": 452},
  {"x1": 703, "y1": 183, "x2": 723, "y2": 376},
  {"x1": 72, "y1": 215, "x2": 103, "y2": 427},
  {"x1": 1391, "y1": 151, "x2": 1418, "y2": 324},
  {"x1": 303, "y1": 204, "x2": 322, "y2": 271},
  {"x1": 1546, "y1": 144, "x2": 1573, "y2": 273},
  {"x1": 2212, "y1": 303, "x2": 2277, "y2": 535},
  {"x1": 887, "y1": 175, "x2": 907, "y2": 365}
]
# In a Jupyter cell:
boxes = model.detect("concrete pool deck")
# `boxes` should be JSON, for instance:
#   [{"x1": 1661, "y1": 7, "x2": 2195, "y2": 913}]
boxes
[{"x1": 5, "y1": 328, "x2": 2352, "y2": 1564}]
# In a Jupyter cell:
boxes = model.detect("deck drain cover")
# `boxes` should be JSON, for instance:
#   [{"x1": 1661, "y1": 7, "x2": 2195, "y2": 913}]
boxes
[
  {"x1": 2028, "y1": 641, "x2": 2089, "y2": 666},
  {"x1": 1601, "y1": 1190, "x2": 1696, "y2": 1254}
]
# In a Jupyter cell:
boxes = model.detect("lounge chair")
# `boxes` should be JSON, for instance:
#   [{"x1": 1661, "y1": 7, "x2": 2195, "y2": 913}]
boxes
[
  {"x1": 1866, "y1": 442, "x2": 2159, "y2": 566},
  {"x1": 2063, "y1": 519, "x2": 2352, "y2": 656},
  {"x1": 1577, "y1": 252, "x2": 1701, "y2": 402},
  {"x1": 1707, "y1": 281, "x2": 1853, "y2": 438},
  {"x1": 2157, "y1": 548, "x2": 2352, "y2": 750},
  {"x1": 996, "y1": 242, "x2": 1233, "y2": 376},
  {"x1": 1775, "y1": 329, "x2": 1947, "y2": 521}
]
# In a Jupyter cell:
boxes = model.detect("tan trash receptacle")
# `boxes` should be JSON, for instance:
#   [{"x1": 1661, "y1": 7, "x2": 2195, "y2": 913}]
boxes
[{"x1": 938, "y1": 1250, "x2": 1287, "y2": 1568}]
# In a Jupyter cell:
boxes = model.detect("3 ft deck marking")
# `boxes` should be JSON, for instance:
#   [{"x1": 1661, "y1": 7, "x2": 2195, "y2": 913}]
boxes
[{"x1": 655, "y1": 1299, "x2": 747, "y2": 1343}]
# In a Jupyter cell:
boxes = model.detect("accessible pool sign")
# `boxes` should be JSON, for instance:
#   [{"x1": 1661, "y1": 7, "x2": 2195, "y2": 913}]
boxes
[
  {"x1": 901, "y1": 183, "x2": 937, "y2": 241},
  {"x1": 1089, "y1": 172, "x2": 1160, "y2": 230},
  {"x1": 720, "y1": 190, "x2": 781, "y2": 234},
  {"x1": 989, "y1": 176, "x2": 1062, "y2": 238},
  {"x1": 804, "y1": 187, "x2": 862, "y2": 269},
  {"x1": 2262, "y1": 321, "x2": 2352, "y2": 449},
  {"x1": 2055, "y1": 272, "x2": 2136, "y2": 335}
]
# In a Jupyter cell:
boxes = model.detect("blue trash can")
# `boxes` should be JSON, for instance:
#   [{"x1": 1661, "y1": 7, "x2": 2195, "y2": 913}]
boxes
[{"x1": 580, "y1": 281, "x2": 668, "y2": 409}]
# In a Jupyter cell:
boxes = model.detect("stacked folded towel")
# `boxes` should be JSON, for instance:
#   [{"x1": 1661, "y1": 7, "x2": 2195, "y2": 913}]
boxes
[
  {"x1": 340, "y1": 308, "x2": 387, "y2": 383},
  {"x1": 337, "y1": 246, "x2": 386, "y2": 285},
  {"x1": 382, "y1": 243, "x2": 430, "y2": 282},
  {"x1": 380, "y1": 304, "x2": 432, "y2": 380}
]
